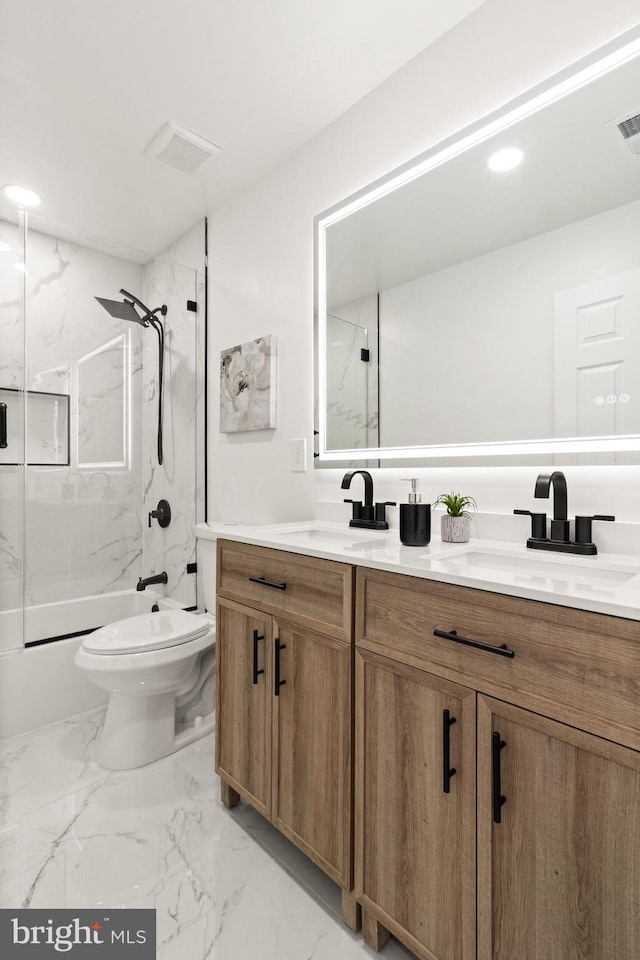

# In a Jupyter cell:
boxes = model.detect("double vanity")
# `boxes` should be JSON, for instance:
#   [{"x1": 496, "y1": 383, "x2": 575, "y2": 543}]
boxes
[
  {"x1": 201, "y1": 19, "x2": 640, "y2": 959},
  {"x1": 198, "y1": 517, "x2": 640, "y2": 960}
]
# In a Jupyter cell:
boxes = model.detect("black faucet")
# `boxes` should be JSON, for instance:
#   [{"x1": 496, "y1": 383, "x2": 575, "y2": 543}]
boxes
[
  {"x1": 535, "y1": 471, "x2": 569, "y2": 542},
  {"x1": 341, "y1": 470, "x2": 395, "y2": 530},
  {"x1": 136, "y1": 571, "x2": 168, "y2": 591},
  {"x1": 514, "y1": 471, "x2": 614, "y2": 556}
]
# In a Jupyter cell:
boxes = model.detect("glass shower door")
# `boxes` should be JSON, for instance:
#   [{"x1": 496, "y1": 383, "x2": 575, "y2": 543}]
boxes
[
  {"x1": 325, "y1": 311, "x2": 379, "y2": 455},
  {"x1": 0, "y1": 213, "x2": 26, "y2": 650}
]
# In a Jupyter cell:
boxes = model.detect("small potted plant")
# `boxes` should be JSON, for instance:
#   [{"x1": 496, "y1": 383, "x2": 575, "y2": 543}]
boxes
[{"x1": 434, "y1": 492, "x2": 477, "y2": 543}]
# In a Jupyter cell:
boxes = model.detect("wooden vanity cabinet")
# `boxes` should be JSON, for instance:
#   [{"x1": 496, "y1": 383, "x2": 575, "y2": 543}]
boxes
[
  {"x1": 356, "y1": 649, "x2": 476, "y2": 960},
  {"x1": 215, "y1": 539, "x2": 357, "y2": 926},
  {"x1": 477, "y1": 695, "x2": 640, "y2": 960},
  {"x1": 356, "y1": 565, "x2": 640, "y2": 960},
  {"x1": 216, "y1": 598, "x2": 273, "y2": 818}
]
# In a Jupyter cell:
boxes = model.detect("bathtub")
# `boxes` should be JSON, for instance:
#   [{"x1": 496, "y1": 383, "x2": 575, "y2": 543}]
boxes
[
  {"x1": 25, "y1": 589, "x2": 188, "y2": 646},
  {"x1": 0, "y1": 588, "x2": 187, "y2": 650},
  {"x1": 0, "y1": 590, "x2": 193, "y2": 740}
]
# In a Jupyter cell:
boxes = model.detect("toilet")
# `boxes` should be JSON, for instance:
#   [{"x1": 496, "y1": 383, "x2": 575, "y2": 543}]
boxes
[{"x1": 74, "y1": 537, "x2": 217, "y2": 770}]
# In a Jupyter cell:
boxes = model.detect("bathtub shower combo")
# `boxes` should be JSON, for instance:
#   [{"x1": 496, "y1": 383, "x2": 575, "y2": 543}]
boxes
[{"x1": 0, "y1": 214, "x2": 210, "y2": 766}]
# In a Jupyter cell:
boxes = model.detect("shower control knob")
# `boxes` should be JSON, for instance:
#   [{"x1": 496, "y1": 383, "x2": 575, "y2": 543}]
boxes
[{"x1": 148, "y1": 499, "x2": 171, "y2": 529}]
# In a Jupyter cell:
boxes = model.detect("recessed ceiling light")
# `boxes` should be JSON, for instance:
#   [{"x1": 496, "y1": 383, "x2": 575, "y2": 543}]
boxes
[
  {"x1": 0, "y1": 237, "x2": 10, "y2": 252},
  {"x1": 487, "y1": 147, "x2": 524, "y2": 172},
  {"x1": 2, "y1": 184, "x2": 42, "y2": 207}
]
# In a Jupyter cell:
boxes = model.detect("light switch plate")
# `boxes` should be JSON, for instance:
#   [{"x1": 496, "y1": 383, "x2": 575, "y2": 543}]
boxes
[{"x1": 290, "y1": 437, "x2": 307, "y2": 472}]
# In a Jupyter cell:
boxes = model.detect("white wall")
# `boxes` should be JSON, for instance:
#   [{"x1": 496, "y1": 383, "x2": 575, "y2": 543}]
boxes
[{"x1": 207, "y1": 0, "x2": 640, "y2": 524}]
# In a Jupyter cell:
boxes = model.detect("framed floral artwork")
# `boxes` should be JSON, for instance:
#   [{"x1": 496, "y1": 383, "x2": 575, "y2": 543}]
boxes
[{"x1": 219, "y1": 334, "x2": 277, "y2": 433}]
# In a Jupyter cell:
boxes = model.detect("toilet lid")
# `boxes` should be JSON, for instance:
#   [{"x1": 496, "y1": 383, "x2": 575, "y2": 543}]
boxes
[{"x1": 83, "y1": 609, "x2": 211, "y2": 655}]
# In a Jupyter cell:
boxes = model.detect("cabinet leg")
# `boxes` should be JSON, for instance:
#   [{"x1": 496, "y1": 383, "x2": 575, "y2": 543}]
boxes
[
  {"x1": 341, "y1": 889, "x2": 361, "y2": 931},
  {"x1": 220, "y1": 780, "x2": 241, "y2": 808},
  {"x1": 362, "y1": 910, "x2": 390, "y2": 952}
]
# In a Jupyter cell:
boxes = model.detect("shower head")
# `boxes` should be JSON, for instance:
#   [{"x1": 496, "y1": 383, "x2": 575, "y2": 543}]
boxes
[
  {"x1": 95, "y1": 296, "x2": 149, "y2": 326},
  {"x1": 95, "y1": 289, "x2": 167, "y2": 326}
]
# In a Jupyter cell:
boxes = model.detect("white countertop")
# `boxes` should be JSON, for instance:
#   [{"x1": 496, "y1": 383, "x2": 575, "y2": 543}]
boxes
[{"x1": 196, "y1": 520, "x2": 640, "y2": 622}]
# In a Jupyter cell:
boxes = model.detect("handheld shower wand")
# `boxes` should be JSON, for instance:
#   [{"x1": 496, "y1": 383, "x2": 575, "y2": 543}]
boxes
[{"x1": 95, "y1": 289, "x2": 168, "y2": 465}]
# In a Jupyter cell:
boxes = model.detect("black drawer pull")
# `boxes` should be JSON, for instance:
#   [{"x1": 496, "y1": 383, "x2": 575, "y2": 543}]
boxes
[
  {"x1": 274, "y1": 637, "x2": 287, "y2": 696},
  {"x1": 249, "y1": 575, "x2": 287, "y2": 591},
  {"x1": 252, "y1": 629, "x2": 265, "y2": 685},
  {"x1": 443, "y1": 709, "x2": 457, "y2": 794},
  {"x1": 492, "y1": 731, "x2": 507, "y2": 824},
  {"x1": 0, "y1": 402, "x2": 6, "y2": 449},
  {"x1": 434, "y1": 628, "x2": 514, "y2": 659}
]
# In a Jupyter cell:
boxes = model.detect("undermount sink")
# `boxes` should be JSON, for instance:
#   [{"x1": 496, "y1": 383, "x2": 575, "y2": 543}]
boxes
[
  {"x1": 423, "y1": 544, "x2": 640, "y2": 594},
  {"x1": 270, "y1": 524, "x2": 384, "y2": 549}
]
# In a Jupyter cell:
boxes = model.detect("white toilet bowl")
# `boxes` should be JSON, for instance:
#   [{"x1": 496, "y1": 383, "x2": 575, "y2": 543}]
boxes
[{"x1": 74, "y1": 608, "x2": 215, "y2": 770}]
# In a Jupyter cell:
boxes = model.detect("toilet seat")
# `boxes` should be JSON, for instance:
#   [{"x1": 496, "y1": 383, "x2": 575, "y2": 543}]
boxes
[{"x1": 83, "y1": 609, "x2": 210, "y2": 656}]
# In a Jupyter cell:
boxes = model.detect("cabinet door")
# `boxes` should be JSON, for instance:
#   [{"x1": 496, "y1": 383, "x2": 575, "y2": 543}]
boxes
[
  {"x1": 477, "y1": 695, "x2": 640, "y2": 960},
  {"x1": 356, "y1": 648, "x2": 476, "y2": 960},
  {"x1": 216, "y1": 597, "x2": 272, "y2": 818},
  {"x1": 271, "y1": 620, "x2": 352, "y2": 887}
]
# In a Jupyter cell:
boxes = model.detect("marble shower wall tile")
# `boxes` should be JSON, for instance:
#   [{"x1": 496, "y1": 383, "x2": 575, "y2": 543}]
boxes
[
  {"x1": 195, "y1": 272, "x2": 206, "y2": 526},
  {"x1": 0, "y1": 222, "x2": 26, "y2": 642},
  {"x1": 0, "y1": 468, "x2": 24, "y2": 635},
  {"x1": 0, "y1": 220, "x2": 25, "y2": 391},
  {"x1": 1, "y1": 220, "x2": 145, "y2": 618},
  {"x1": 142, "y1": 252, "x2": 202, "y2": 609}
]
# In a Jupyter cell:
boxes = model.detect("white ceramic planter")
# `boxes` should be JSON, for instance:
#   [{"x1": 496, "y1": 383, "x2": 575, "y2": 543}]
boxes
[{"x1": 441, "y1": 515, "x2": 470, "y2": 543}]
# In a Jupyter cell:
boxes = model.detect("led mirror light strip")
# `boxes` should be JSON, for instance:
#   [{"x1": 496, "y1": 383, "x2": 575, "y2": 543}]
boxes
[
  {"x1": 316, "y1": 29, "x2": 640, "y2": 463},
  {"x1": 318, "y1": 436, "x2": 640, "y2": 461}
]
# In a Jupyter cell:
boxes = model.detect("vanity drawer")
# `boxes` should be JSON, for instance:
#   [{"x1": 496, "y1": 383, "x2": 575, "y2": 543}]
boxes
[
  {"x1": 356, "y1": 566, "x2": 640, "y2": 750},
  {"x1": 217, "y1": 539, "x2": 353, "y2": 642}
]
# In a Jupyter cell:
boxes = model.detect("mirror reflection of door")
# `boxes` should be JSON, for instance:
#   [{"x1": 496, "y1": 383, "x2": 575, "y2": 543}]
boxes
[{"x1": 554, "y1": 267, "x2": 640, "y2": 464}]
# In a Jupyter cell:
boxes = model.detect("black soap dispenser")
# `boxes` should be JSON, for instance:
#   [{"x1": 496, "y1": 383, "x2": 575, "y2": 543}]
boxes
[{"x1": 400, "y1": 478, "x2": 431, "y2": 546}]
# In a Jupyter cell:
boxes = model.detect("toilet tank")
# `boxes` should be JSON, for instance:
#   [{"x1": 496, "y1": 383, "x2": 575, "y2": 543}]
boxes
[{"x1": 195, "y1": 529, "x2": 217, "y2": 613}]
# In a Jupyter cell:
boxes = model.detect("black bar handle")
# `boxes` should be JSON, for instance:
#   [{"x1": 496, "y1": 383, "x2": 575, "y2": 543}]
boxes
[
  {"x1": 443, "y1": 709, "x2": 457, "y2": 794},
  {"x1": 492, "y1": 731, "x2": 507, "y2": 824},
  {"x1": 274, "y1": 638, "x2": 287, "y2": 696},
  {"x1": 574, "y1": 514, "x2": 616, "y2": 545},
  {"x1": 514, "y1": 508, "x2": 547, "y2": 540},
  {"x1": 0, "y1": 402, "x2": 6, "y2": 449},
  {"x1": 252, "y1": 629, "x2": 265, "y2": 685},
  {"x1": 434, "y1": 628, "x2": 514, "y2": 659},
  {"x1": 249, "y1": 575, "x2": 287, "y2": 591}
]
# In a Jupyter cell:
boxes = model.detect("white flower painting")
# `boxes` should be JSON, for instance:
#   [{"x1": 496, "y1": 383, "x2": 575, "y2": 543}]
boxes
[{"x1": 219, "y1": 334, "x2": 277, "y2": 433}]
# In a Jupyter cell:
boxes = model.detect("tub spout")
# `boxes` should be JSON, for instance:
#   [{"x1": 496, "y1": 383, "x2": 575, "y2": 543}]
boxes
[{"x1": 137, "y1": 572, "x2": 168, "y2": 591}]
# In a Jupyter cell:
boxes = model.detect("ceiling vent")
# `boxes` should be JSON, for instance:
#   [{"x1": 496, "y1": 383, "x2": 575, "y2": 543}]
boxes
[
  {"x1": 145, "y1": 122, "x2": 221, "y2": 175},
  {"x1": 616, "y1": 112, "x2": 640, "y2": 156}
]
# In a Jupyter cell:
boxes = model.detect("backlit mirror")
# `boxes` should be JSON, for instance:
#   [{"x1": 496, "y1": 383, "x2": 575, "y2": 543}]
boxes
[{"x1": 315, "y1": 28, "x2": 640, "y2": 466}]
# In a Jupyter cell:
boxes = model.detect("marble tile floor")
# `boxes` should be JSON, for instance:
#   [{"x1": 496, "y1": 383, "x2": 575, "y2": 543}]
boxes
[{"x1": 0, "y1": 709, "x2": 414, "y2": 959}]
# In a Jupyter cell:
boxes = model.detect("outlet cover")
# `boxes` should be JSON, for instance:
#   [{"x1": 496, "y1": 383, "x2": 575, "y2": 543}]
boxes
[{"x1": 290, "y1": 438, "x2": 307, "y2": 472}]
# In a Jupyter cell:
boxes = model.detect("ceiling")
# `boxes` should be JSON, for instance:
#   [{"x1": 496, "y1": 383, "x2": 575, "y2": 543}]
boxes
[{"x1": 0, "y1": 0, "x2": 485, "y2": 263}]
